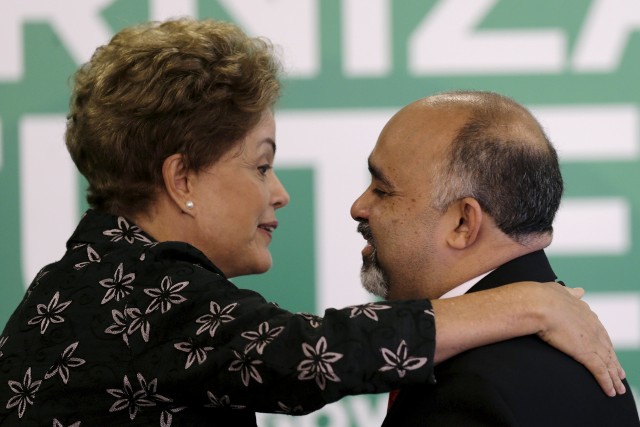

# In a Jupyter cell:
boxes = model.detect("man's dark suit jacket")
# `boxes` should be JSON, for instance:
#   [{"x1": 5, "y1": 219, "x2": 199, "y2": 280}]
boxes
[{"x1": 382, "y1": 250, "x2": 640, "y2": 426}]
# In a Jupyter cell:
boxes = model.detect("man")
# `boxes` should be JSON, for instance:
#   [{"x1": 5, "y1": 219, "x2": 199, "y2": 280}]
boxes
[{"x1": 351, "y1": 91, "x2": 640, "y2": 426}]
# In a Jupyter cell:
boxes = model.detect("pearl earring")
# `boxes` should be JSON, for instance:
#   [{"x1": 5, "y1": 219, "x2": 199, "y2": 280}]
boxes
[{"x1": 186, "y1": 201, "x2": 194, "y2": 209}]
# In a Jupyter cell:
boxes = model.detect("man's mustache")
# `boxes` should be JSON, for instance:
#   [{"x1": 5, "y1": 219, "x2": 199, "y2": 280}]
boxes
[{"x1": 357, "y1": 221, "x2": 374, "y2": 243}]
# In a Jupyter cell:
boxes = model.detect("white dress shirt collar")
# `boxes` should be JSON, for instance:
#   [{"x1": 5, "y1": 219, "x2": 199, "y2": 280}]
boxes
[{"x1": 438, "y1": 270, "x2": 495, "y2": 299}]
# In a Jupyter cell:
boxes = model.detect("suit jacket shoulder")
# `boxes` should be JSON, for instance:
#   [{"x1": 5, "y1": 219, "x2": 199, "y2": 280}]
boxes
[{"x1": 383, "y1": 251, "x2": 640, "y2": 427}]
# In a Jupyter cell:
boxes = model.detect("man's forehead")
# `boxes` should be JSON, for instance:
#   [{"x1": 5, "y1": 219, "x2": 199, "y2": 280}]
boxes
[{"x1": 376, "y1": 105, "x2": 466, "y2": 159}]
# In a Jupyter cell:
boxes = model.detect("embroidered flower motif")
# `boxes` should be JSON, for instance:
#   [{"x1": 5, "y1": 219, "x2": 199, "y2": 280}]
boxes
[
  {"x1": 53, "y1": 419, "x2": 81, "y2": 427},
  {"x1": 144, "y1": 276, "x2": 188, "y2": 314},
  {"x1": 297, "y1": 312, "x2": 321, "y2": 328},
  {"x1": 205, "y1": 391, "x2": 246, "y2": 409},
  {"x1": 106, "y1": 374, "x2": 154, "y2": 421},
  {"x1": 275, "y1": 401, "x2": 306, "y2": 415},
  {"x1": 105, "y1": 308, "x2": 130, "y2": 346},
  {"x1": 379, "y1": 340, "x2": 428, "y2": 378},
  {"x1": 103, "y1": 216, "x2": 151, "y2": 244},
  {"x1": 135, "y1": 373, "x2": 182, "y2": 427},
  {"x1": 160, "y1": 406, "x2": 187, "y2": 427},
  {"x1": 136, "y1": 373, "x2": 172, "y2": 405},
  {"x1": 27, "y1": 291, "x2": 72, "y2": 334},
  {"x1": 241, "y1": 322, "x2": 285, "y2": 355},
  {"x1": 229, "y1": 350, "x2": 263, "y2": 387},
  {"x1": 24, "y1": 269, "x2": 49, "y2": 301},
  {"x1": 6, "y1": 368, "x2": 42, "y2": 418},
  {"x1": 174, "y1": 339, "x2": 214, "y2": 369},
  {"x1": 297, "y1": 337, "x2": 343, "y2": 390},
  {"x1": 195, "y1": 301, "x2": 237, "y2": 337},
  {"x1": 99, "y1": 263, "x2": 135, "y2": 304},
  {"x1": 126, "y1": 308, "x2": 150, "y2": 343},
  {"x1": 44, "y1": 341, "x2": 86, "y2": 384},
  {"x1": 33, "y1": 269, "x2": 49, "y2": 287},
  {"x1": 73, "y1": 245, "x2": 101, "y2": 270},
  {"x1": 348, "y1": 302, "x2": 391, "y2": 321},
  {"x1": 0, "y1": 336, "x2": 7, "y2": 358}
]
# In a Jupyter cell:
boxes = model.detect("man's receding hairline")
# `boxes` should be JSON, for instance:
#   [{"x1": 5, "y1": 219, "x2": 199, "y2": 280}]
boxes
[{"x1": 417, "y1": 91, "x2": 549, "y2": 153}]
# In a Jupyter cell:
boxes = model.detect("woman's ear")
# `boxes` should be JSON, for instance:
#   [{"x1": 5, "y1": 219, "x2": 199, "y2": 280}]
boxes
[
  {"x1": 162, "y1": 153, "x2": 196, "y2": 216},
  {"x1": 446, "y1": 197, "x2": 483, "y2": 250}
]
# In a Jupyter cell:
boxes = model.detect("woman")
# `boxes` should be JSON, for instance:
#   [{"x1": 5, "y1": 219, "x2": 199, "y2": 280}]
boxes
[{"x1": 0, "y1": 18, "x2": 623, "y2": 426}]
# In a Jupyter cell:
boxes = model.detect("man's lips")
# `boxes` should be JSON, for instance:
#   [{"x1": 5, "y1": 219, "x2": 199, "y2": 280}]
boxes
[
  {"x1": 362, "y1": 241, "x2": 374, "y2": 257},
  {"x1": 357, "y1": 222, "x2": 375, "y2": 257}
]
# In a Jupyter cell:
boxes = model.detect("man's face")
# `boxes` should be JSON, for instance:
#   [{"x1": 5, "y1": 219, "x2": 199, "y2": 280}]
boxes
[{"x1": 350, "y1": 103, "x2": 468, "y2": 300}]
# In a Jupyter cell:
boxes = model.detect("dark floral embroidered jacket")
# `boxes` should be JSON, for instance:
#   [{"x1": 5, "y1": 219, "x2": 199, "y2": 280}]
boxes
[{"x1": 0, "y1": 210, "x2": 435, "y2": 426}]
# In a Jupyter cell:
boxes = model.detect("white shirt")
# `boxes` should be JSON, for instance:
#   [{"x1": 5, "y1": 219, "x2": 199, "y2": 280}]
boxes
[{"x1": 439, "y1": 270, "x2": 495, "y2": 299}]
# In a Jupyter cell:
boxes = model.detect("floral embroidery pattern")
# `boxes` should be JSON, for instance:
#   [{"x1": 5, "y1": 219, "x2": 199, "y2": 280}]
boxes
[
  {"x1": 53, "y1": 419, "x2": 81, "y2": 427},
  {"x1": 298, "y1": 312, "x2": 321, "y2": 328},
  {"x1": 103, "y1": 217, "x2": 152, "y2": 244},
  {"x1": 160, "y1": 406, "x2": 187, "y2": 427},
  {"x1": 0, "y1": 336, "x2": 7, "y2": 358},
  {"x1": 275, "y1": 401, "x2": 305, "y2": 415},
  {"x1": 348, "y1": 303, "x2": 391, "y2": 321},
  {"x1": 104, "y1": 307, "x2": 150, "y2": 345},
  {"x1": 195, "y1": 302, "x2": 237, "y2": 337},
  {"x1": 107, "y1": 374, "x2": 155, "y2": 421},
  {"x1": 6, "y1": 368, "x2": 42, "y2": 418},
  {"x1": 126, "y1": 308, "x2": 151, "y2": 343},
  {"x1": 105, "y1": 309, "x2": 131, "y2": 346},
  {"x1": 74, "y1": 245, "x2": 101, "y2": 270},
  {"x1": 229, "y1": 350, "x2": 263, "y2": 387},
  {"x1": 144, "y1": 276, "x2": 188, "y2": 314},
  {"x1": 297, "y1": 337, "x2": 343, "y2": 390},
  {"x1": 139, "y1": 374, "x2": 185, "y2": 427},
  {"x1": 44, "y1": 342, "x2": 86, "y2": 384},
  {"x1": 205, "y1": 391, "x2": 246, "y2": 409},
  {"x1": 174, "y1": 339, "x2": 214, "y2": 369},
  {"x1": 27, "y1": 291, "x2": 72, "y2": 334},
  {"x1": 379, "y1": 340, "x2": 428, "y2": 378},
  {"x1": 106, "y1": 373, "x2": 178, "y2": 424},
  {"x1": 241, "y1": 322, "x2": 284, "y2": 355},
  {"x1": 99, "y1": 263, "x2": 135, "y2": 304}
]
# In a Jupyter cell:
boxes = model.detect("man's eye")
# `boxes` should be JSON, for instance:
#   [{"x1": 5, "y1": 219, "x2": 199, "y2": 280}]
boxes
[{"x1": 373, "y1": 188, "x2": 388, "y2": 197}]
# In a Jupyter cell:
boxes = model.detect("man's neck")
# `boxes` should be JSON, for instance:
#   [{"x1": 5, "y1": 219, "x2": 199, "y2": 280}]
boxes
[{"x1": 432, "y1": 232, "x2": 552, "y2": 299}]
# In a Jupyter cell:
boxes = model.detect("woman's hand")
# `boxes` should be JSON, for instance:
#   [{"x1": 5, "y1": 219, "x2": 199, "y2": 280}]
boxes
[
  {"x1": 431, "y1": 281, "x2": 626, "y2": 396},
  {"x1": 535, "y1": 283, "x2": 625, "y2": 397}
]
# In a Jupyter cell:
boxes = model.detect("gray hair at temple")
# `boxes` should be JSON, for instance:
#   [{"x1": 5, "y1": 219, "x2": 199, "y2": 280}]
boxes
[{"x1": 428, "y1": 91, "x2": 563, "y2": 244}]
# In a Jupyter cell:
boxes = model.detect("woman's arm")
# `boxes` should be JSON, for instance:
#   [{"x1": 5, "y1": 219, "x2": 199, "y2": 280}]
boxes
[{"x1": 431, "y1": 281, "x2": 625, "y2": 397}]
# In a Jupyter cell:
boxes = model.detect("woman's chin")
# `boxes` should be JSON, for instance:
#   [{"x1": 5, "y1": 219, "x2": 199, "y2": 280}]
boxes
[{"x1": 228, "y1": 257, "x2": 273, "y2": 278}]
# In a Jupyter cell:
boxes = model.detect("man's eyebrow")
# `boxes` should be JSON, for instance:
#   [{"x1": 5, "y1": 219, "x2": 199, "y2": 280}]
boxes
[{"x1": 368, "y1": 157, "x2": 393, "y2": 188}]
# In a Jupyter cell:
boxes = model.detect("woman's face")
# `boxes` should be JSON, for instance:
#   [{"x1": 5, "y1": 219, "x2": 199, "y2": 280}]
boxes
[{"x1": 189, "y1": 110, "x2": 290, "y2": 278}]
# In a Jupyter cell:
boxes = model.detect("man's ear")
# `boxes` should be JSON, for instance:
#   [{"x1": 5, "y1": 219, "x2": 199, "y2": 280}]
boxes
[
  {"x1": 446, "y1": 197, "x2": 483, "y2": 249},
  {"x1": 162, "y1": 153, "x2": 196, "y2": 217}
]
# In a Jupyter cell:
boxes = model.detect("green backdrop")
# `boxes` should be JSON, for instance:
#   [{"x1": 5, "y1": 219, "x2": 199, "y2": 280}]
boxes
[{"x1": 1, "y1": 1, "x2": 638, "y2": 425}]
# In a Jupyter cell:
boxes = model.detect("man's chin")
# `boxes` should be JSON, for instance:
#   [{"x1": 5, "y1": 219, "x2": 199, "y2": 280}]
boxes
[{"x1": 360, "y1": 266, "x2": 389, "y2": 299}]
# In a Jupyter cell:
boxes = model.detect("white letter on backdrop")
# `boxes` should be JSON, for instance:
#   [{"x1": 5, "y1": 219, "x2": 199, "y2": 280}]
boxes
[
  {"x1": 572, "y1": 0, "x2": 640, "y2": 72},
  {"x1": 0, "y1": 0, "x2": 115, "y2": 81},
  {"x1": 409, "y1": 0, "x2": 565, "y2": 74},
  {"x1": 342, "y1": 0, "x2": 391, "y2": 77},
  {"x1": 218, "y1": 0, "x2": 319, "y2": 77}
]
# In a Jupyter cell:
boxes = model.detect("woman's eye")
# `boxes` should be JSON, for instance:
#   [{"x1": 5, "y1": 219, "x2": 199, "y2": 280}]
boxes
[{"x1": 258, "y1": 164, "x2": 272, "y2": 176}]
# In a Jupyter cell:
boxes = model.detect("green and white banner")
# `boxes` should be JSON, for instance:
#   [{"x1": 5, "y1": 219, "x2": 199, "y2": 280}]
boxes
[{"x1": 1, "y1": 1, "x2": 638, "y2": 425}]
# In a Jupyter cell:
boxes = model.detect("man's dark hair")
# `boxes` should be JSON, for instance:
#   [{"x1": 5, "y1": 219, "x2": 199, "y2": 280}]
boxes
[{"x1": 430, "y1": 91, "x2": 564, "y2": 243}]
